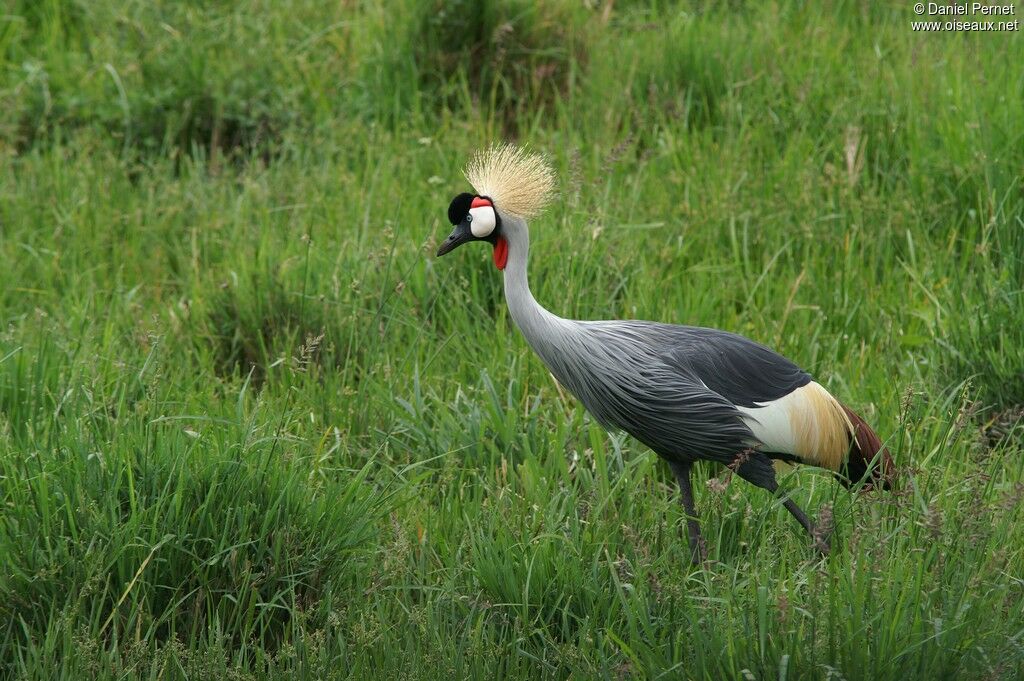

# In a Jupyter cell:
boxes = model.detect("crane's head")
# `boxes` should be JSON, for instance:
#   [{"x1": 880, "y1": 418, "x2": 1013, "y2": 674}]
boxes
[
  {"x1": 436, "y1": 144, "x2": 555, "y2": 270},
  {"x1": 436, "y1": 192, "x2": 507, "y2": 267}
]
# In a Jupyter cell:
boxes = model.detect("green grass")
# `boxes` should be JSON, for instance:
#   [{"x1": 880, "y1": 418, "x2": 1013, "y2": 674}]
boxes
[{"x1": 2, "y1": 1, "x2": 1023, "y2": 678}]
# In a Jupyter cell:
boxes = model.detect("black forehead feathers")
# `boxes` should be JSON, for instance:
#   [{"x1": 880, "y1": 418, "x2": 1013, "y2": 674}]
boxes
[{"x1": 447, "y1": 193, "x2": 474, "y2": 225}]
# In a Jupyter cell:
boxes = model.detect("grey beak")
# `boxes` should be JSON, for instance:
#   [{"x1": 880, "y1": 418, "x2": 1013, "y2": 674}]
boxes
[{"x1": 436, "y1": 223, "x2": 473, "y2": 257}]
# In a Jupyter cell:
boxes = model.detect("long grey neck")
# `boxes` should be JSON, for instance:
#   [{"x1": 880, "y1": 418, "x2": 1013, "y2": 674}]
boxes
[{"x1": 500, "y1": 216, "x2": 569, "y2": 356}]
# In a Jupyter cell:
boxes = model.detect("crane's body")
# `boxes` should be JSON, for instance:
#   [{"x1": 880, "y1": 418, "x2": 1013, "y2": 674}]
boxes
[{"x1": 437, "y1": 145, "x2": 892, "y2": 562}]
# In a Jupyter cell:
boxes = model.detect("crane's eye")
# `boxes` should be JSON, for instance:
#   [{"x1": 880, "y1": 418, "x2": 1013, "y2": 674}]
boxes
[{"x1": 469, "y1": 205, "x2": 496, "y2": 237}]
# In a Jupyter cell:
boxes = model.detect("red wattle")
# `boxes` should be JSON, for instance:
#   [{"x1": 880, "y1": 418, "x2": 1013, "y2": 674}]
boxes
[
  {"x1": 471, "y1": 196, "x2": 493, "y2": 208},
  {"x1": 493, "y1": 236, "x2": 508, "y2": 270}
]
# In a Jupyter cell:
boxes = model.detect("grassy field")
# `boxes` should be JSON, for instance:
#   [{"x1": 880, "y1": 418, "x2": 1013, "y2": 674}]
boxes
[{"x1": 2, "y1": 1, "x2": 1023, "y2": 678}]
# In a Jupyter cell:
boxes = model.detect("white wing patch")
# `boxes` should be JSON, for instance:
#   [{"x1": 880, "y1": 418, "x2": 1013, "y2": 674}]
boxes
[
  {"x1": 736, "y1": 394, "x2": 799, "y2": 453},
  {"x1": 736, "y1": 381, "x2": 854, "y2": 471}
]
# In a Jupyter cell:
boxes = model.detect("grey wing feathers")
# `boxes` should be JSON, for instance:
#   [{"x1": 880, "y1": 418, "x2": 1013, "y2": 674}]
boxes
[
  {"x1": 658, "y1": 325, "x2": 811, "y2": 408},
  {"x1": 588, "y1": 359, "x2": 760, "y2": 462},
  {"x1": 529, "y1": 319, "x2": 812, "y2": 468},
  {"x1": 533, "y1": 321, "x2": 762, "y2": 464}
]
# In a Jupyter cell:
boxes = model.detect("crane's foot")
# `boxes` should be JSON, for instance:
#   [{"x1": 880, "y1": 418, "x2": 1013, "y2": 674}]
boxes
[
  {"x1": 810, "y1": 504, "x2": 834, "y2": 557},
  {"x1": 811, "y1": 525, "x2": 832, "y2": 557},
  {"x1": 687, "y1": 532, "x2": 708, "y2": 567}
]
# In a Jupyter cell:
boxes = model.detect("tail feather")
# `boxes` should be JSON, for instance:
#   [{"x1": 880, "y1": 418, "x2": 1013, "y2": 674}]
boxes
[{"x1": 840, "y1": 404, "x2": 894, "y2": 490}]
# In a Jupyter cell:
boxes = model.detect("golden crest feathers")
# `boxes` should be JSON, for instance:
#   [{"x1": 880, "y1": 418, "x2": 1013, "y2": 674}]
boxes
[{"x1": 464, "y1": 144, "x2": 556, "y2": 219}]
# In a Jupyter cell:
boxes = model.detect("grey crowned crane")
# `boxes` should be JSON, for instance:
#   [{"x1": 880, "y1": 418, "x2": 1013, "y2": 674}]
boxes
[{"x1": 436, "y1": 145, "x2": 893, "y2": 562}]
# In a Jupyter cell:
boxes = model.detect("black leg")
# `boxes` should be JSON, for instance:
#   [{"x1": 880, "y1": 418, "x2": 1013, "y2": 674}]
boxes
[
  {"x1": 780, "y1": 497, "x2": 813, "y2": 535},
  {"x1": 733, "y1": 452, "x2": 830, "y2": 555},
  {"x1": 783, "y1": 495, "x2": 830, "y2": 555},
  {"x1": 668, "y1": 460, "x2": 707, "y2": 565}
]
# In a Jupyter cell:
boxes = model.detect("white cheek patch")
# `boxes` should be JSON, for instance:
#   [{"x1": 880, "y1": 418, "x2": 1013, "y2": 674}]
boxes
[{"x1": 469, "y1": 206, "x2": 497, "y2": 238}]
